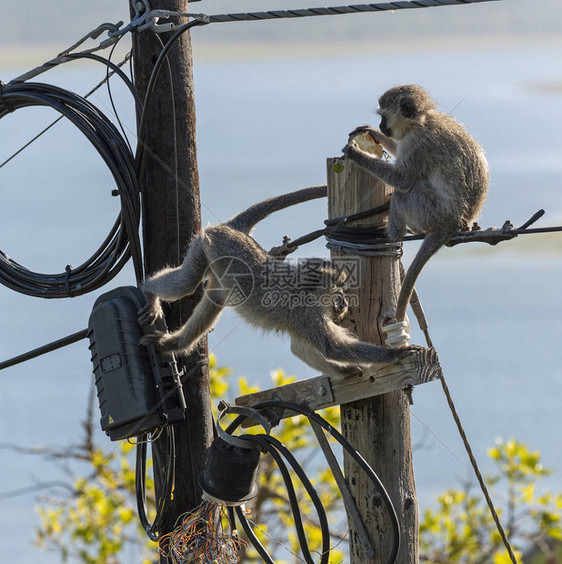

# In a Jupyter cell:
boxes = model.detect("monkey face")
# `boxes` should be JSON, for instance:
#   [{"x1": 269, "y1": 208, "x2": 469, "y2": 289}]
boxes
[
  {"x1": 378, "y1": 106, "x2": 411, "y2": 140},
  {"x1": 379, "y1": 113, "x2": 392, "y2": 138}
]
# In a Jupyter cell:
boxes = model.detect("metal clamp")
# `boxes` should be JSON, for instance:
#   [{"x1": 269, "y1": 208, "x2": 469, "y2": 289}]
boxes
[
  {"x1": 59, "y1": 22, "x2": 123, "y2": 56},
  {"x1": 216, "y1": 401, "x2": 272, "y2": 450}
]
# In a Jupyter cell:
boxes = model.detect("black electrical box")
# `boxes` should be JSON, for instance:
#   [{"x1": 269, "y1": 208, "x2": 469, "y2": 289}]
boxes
[{"x1": 87, "y1": 286, "x2": 186, "y2": 441}]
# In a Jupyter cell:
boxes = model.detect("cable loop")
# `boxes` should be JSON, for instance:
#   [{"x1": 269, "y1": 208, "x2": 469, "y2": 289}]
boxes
[
  {"x1": 0, "y1": 82, "x2": 14, "y2": 113},
  {"x1": 58, "y1": 22, "x2": 123, "y2": 56},
  {"x1": 0, "y1": 81, "x2": 143, "y2": 297},
  {"x1": 228, "y1": 400, "x2": 401, "y2": 564},
  {"x1": 216, "y1": 401, "x2": 271, "y2": 450},
  {"x1": 326, "y1": 238, "x2": 403, "y2": 257}
]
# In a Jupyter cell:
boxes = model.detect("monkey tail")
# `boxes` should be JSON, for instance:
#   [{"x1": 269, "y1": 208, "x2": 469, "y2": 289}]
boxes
[
  {"x1": 395, "y1": 231, "x2": 449, "y2": 323},
  {"x1": 227, "y1": 185, "x2": 327, "y2": 234}
]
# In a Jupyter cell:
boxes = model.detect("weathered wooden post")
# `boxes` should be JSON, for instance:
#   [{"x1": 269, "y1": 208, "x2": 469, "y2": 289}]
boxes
[
  {"x1": 327, "y1": 156, "x2": 419, "y2": 563},
  {"x1": 129, "y1": 1, "x2": 213, "y2": 558}
]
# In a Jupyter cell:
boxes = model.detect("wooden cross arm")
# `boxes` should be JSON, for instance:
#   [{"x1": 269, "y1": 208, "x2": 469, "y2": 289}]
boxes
[{"x1": 235, "y1": 347, "x2": 442, "y2": 426}]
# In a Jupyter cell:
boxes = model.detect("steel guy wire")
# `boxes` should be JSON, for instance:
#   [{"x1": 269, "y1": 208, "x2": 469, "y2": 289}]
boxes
[{"x1": 143, "y1": 0, "x2": 500, "y2": 27}]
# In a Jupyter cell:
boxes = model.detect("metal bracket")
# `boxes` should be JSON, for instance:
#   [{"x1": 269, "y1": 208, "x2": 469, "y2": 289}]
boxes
[{"x1": 312, "y1": 376, "x2": 334, "y2": 406}]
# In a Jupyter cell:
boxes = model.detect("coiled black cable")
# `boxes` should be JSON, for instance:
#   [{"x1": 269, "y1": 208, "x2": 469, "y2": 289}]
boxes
[{"x1": 0, "y1": 79, "x2": 143, "y2": 297}]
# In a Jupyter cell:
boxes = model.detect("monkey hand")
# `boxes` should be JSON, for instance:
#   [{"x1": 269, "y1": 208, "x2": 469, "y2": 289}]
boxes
[
  {"x1": 139, "y1": 330, "x2": 173, "y2": 350},
  {"x1": 341, "y1": 140, "x2": 362, "y2": 159},
  {"x1": 138, "y1": 298, "x2": 164, "y2": 327},
  {"x1": 348, "y1": 125, "x2": 383, "y2": 144}
]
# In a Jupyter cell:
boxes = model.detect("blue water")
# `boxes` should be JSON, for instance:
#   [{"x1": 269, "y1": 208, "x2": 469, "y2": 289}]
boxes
[{"x1": 1, "y1": 39, "x2": 562, "y2": 562}]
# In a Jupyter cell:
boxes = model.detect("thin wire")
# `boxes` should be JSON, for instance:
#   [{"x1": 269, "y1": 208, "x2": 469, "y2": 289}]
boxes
[
  {"x1": 135, "y1": 20, "x2": 206, "y2": 176},
  {"x1": 191, "y1": 0, "x2": 499, "y2": 24},
  {"x1": 245, "y1": 516, "x2": 307, "y2": 563},
  {"x1": 105, "y1": 39, "x2": 134, "y2": 154},
  {"x1": 406, "y1": 290, "x2": 519, "y2": 563},
  {"x1": 438, "y1": 375, "x2": 519, "y2": 563}
]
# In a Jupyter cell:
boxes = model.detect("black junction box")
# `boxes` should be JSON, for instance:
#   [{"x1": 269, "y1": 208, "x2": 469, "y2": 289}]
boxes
[{"x1": 87, "y1": 286, "x2": 186, "y2": 441}]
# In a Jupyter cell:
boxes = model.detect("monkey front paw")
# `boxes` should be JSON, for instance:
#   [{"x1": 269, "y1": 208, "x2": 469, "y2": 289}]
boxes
[
  {"x1": 348, "y1": 125, "x2": 382, "y2": 144},
  {"x1": 341, "y1": 141, "x2": 360, "y2": 159},
  {"x1": 138, "y1": 302, "x2": 164, "y2": 327},
  {"x1": 139, "y1": 330, "x2": 170, "y2": 349},
  {"x1": 140, "y1": 331, "x2": 190, "y2": 355}
]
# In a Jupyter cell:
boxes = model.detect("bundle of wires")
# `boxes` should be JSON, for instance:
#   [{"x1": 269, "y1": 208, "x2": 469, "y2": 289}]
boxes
[
  {"x1": 158, "y1": 501, "x2": 247, "y2": 563},
  {"x1": 0, "y1": 67, "x2": 143, "y2": 297}
]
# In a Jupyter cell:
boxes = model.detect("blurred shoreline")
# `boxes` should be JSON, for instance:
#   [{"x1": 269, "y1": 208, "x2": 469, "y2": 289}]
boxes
[{"x1": 1, "y1": 32, "x2": 562, "y2": 69}]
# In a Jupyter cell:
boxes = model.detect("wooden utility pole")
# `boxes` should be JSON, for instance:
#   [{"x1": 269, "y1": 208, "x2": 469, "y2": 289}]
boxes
[
  {"x1": 328, "y1": 157, "x2": 419, "y2": 563},
  {"x1": 129, "y1": 0, "x2": 213, "y2": 555}
]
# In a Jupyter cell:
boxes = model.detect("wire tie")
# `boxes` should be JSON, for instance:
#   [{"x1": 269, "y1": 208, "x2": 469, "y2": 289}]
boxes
[
  {"x1": 0, "y1": 81, "x2": 14, "y2": 113},
  {"x1": 65, "y1": 264, "x2": 74, "y2": 297}
]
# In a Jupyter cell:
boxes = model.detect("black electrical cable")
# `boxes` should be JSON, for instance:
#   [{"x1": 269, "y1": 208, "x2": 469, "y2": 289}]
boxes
[
  {"x1": 58, "y1": 52, "x2": 142, "y2": 113},
  {"x1": 324, "y1": 201, "x2": 390, "y2": 227},
  {"x1": 0, "y1": 80, "x2": 143, "y2": 296},
  {"x1": 229, "y1": 431, "x2": 330, "y2": 564},
  {"x1": 253, "y1": 437, "x2": 319, "y2": 563},
  {"x1": 235, "y1": 506, "x2": 276, "y2": 564},
  {"x1": 258, "y1": 434, "x2": 331, "y2": 564},
  {"x1": 0, "y1": 329, "x2": 88, "y2": 371},
  {"x1": 136, "y1": 426, "x2": 175, "y2": 541}
]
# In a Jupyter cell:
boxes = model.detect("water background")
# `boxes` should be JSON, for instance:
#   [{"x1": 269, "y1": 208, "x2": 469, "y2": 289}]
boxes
[{"x1": 1, "y1": 36, "x2": 562, "y2": 562}]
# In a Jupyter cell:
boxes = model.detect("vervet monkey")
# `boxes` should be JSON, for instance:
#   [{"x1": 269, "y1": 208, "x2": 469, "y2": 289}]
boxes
[
  {"x1": 139, "y1": 186, "x2": 420, "y2": 377},
  {"x1": 342, "y1": 84, "x2": 489, "y2": 323}
]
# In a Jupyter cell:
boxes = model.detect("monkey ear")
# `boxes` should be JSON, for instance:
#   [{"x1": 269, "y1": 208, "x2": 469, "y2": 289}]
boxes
[{"x1": 399, "y1": 98, "x2": 416, "y2": 119}]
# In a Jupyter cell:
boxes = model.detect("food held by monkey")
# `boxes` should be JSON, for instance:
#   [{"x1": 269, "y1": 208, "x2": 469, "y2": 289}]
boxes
[{"x1": 350, "y1": 131, "x2": 384, "y2": 158}]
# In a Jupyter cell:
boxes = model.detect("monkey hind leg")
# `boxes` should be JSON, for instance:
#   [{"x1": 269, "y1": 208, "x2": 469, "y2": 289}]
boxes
[
  {"x1": 307, "y1": 318, "x2": 417, "y2": 369},
  {"x1": 290, "y1": 338, "x2": 360, "y2": 378},
  {"x1": 395, "y1": 230, "x2": 448, "y2": 323},
  {"x1": 141, "y1": 285, "x2": 225, "y2": 354}
]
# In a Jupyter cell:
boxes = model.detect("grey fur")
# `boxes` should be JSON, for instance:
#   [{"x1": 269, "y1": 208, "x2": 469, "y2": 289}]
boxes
[
  {"x1": 139, "y1": 185, "x2": 420, "y2": 377},
  {"x1": 342, "y1": 84, "x2": 489, "y2": 323}
]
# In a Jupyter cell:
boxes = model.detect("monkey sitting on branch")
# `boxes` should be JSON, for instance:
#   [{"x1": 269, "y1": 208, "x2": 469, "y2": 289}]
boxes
[
  {"x1": 139, "y1": 186, "x2": 421, "y2": 378},
  {"x1": 342, "y1": 84, "x2": 489, "y2": 324}
]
